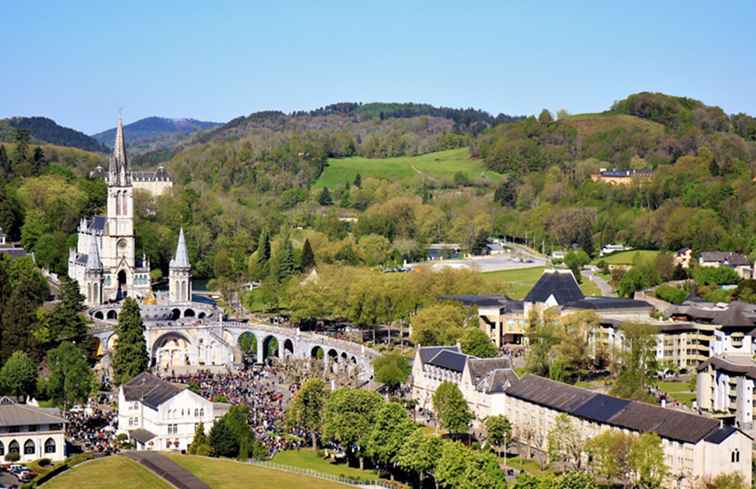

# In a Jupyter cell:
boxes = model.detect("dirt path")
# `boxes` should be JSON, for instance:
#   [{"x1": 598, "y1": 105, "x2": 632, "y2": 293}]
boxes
[{"x1": 125, "y1": 452, "x2": 211, "y2": 489}]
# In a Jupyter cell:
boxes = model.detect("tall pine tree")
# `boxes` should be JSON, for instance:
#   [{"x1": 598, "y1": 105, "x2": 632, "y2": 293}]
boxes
[
  {"x1": 253, "y1": 228, "x2": 271, "y2": 279},
  {"x1": 112, "y1": 297, "x2": 149, "y2": 385},
  {"x1": 300, "y1": 239, "x2": 316, "y2": 272},
  {"x1": 0, "y1": 145, "x2": 11, "y2": 178},
  {"x1": 40, "y1": 276, "x2": 89, "y2": 347}
]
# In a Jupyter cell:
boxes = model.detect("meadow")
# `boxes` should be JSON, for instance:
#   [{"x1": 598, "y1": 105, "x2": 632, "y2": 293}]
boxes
[
  {"x1": 43, "y1": 456, "x2": 173, "y2": 489},
  {"x1": 482, "y1": 267, "x2": 601, "y2": 299},
  {"x1": 314, "y1": 148, "x2": 500, "y2": 187}
]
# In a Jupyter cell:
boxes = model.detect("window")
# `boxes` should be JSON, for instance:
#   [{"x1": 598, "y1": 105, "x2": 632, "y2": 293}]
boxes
[
  {"x1": 24, "y1": 439, "x2": 35, "y2": 455},
  {"x1": 44, "y1": 438, "x2": 56, "y2": 454},
  {"x1": 732, "y1": 449, "x2": 740, "y2": 463},
  {"x1": 194, "y1": 408, "x2": 199, "y2": 417},
  {"x1": 199, "y1": 408, "x2": 204, "y2": 417},
  {"x1": 8, "y1": 440, "x2": 19, "y2": 454},
  {"x1": 0, "y1": 441, "x2": 4, "y2": 456}
]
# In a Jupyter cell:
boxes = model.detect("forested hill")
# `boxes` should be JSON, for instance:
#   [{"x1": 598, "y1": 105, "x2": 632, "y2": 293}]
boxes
[
  {"x1": 0, "y1": 117, "x2": 108, "y2": 153},
  {"x1": 92, "y1": 116, "x2": 222, "y2": 150}
]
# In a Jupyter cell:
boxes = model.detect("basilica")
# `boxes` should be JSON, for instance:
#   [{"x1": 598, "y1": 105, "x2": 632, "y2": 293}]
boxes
[{"x1": 68, "y1": 118, "x2": 190, "y2": 306}]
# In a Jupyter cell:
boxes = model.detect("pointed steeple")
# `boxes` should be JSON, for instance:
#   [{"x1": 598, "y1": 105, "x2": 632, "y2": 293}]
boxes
[
  {"x1": 85, "y1": 237, "x2": 102, "y2": 271},
  {"x1": 109, "y1": 117, "x2": 130, "y2": 186},
  {"x1": 170, "y1": 227, "x2": 190, "y2": 268}
]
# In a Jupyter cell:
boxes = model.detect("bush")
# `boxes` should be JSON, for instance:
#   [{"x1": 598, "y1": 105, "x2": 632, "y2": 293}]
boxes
[
  {"x1": 5, "y1": 452, "x2": 20, "y2": 462},
  {"x1": 693, "y1": 266, "x2": 740, "y2": 286},
  {"x1": 38, "y1": 458, "x2": 51, "y2": 467},
  {"x1": 655, "y1": 284, "x2": 687, "y2": 304}
]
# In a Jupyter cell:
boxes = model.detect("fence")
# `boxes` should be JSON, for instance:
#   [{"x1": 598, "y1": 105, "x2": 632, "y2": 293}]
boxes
[{"x1": 249, "y1": 460, "x2": 400, "y2": 489}]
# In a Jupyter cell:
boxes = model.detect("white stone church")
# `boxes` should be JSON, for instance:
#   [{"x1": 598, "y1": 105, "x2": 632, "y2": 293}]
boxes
[{"x1": 68, "y1": 118, "x2": 191, "y2": 306}]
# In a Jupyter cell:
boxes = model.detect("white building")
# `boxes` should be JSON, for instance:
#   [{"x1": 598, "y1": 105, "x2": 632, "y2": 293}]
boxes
[
  {"x1": 0, "y1": 397, "x2": 66, "y2": 462},
  {"x1": 118, "y1": 372, "x2": 227, "y2": 451},
  {"x1": 68, "y1": 118, "x2": 152, "y2": 304}
]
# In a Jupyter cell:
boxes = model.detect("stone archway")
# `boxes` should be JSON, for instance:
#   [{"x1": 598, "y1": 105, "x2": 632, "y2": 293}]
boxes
[
  {"x1": 283, "y1": 338, "x2": 294, "y2": 357},
  {"x1": 117, "y1": 269, "x2": 127, "y2": 298},
  {"x1": 184, "y1": 308, "x2": 195, "y2": 318},
  {"x1": 238, "y1": 332, "x2": 257, "y2": 358},
  {"x1": 94, "y1": 311, "x2": 104, "y2": 320},
  {"x1": 311, "y1": 346, "x2": 324, "y2": 360},
  {"x1": 170, "y1": 308, "x2": 181, "y2": 320},
  {"x1": 152, "y1": 332, "x2": 192, "y2": 370},
  {"x1": 106, "y1": 309, "x2": 117, "y2": 320},
  {"x1": 327, "y1": 349, "x2": 339, "y2": 363},
  {"x1": 263, "y1": 336, "x2": 279, "y2": 361}
]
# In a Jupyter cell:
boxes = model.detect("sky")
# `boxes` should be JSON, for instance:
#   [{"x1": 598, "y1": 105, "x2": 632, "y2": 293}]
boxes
[{"x1": 3, "y1": 1, "x2": 756, "y2": 134}]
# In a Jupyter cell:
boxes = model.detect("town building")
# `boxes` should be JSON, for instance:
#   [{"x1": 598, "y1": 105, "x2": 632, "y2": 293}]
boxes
[
  {"x1": 90, "y1": 166, "x2": 173, "y2": 197},
  {"x1": 699, "y1": 252, "x2": 754, "y2": 279},
  {"x1": 410, "y1": 347, "x2": 752, "y2": 488},
  {"x1": 117, "y1": 372, "x2": 227, "y2": 451},
  {"x1": 0, "y1": 397, "x2": 66, "y2": 462},
  {"x1": 590, "y1": 168, "x2": 653, "y2": 185}
]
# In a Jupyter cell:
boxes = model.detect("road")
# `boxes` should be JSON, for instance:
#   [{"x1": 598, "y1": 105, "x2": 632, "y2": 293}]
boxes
[
  {"x1": 584, "y1": 268, "x2": 615, "y2": 297},
  {"x1": 410, "y1": 244, "x2": 548, "y2": 273}
]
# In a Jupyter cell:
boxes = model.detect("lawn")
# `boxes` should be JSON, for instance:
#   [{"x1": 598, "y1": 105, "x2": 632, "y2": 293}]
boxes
[
  {"x1": 167, "y1": 454, "x2": 351, "y2": 489},
  {"x1": 594, "y1": 250, "x2": 660, "y2": 265},
  {"x1": 314, "y1": 148, "x2": 500, "y2": 188},
  {"x1": 659, "y1": 380, "x2": 696, "y2": 406},
  {"x1": 482, "y1": 267, "x2": 601, "y2": 299},
  {"x1": 271, "y1": 448, "x2": 380, "y2": 480},
  {"x1": 44, "y1": 456, "x2": 173, "y2": 489}
]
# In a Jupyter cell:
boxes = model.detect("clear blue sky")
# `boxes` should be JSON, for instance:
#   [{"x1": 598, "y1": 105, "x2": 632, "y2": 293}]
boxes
[{"x1": 3, "y1": 1, "x2": 756, "y2": 134}]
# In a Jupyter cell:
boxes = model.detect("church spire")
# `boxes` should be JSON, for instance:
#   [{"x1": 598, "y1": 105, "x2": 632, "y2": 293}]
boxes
[
  {"x1": 109, "y1": 117, "x2": 130, "y2": 186},
  {"x1": 170, "y1": 227, "x2": 190, "y2": 268},
  {"x1": 85, "y1": 237, "x2": 102, "y2": 271}
]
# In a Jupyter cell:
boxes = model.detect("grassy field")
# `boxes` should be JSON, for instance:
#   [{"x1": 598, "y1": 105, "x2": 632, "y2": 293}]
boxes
[
  {"x1": 271, "y1": 449, "x2": 380, "y2": 480},
  {"x1": 482, "y1": 267, "x2": 601, "y2": 299},
  {"x1": 659, "y1": 380, "x2": 696, "y2": 406},
  {"x1": 44, "y1": 456, "x2": 173, "y2": 489},
  {"x1": 593, "y1": 250, "x2": 660, "y2": 265},
  {"x1": 167, "y1": 454, "x2": 351, "y2": 489},
  {"x1": 314, "y1": 148, "x2": 500, "y2": 188}
]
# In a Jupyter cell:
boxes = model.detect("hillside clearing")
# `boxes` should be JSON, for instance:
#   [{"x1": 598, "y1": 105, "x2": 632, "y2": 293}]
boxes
[
  {"x1": 43, "y1": 456, "x2": 173, "y2": 489},
  {"x1": 315, "y1": 148, "x2": 500, "y2": 188},
  {"x1": 482, "y1": 267, "x2": 601, "y2": 299},
  {"x1": 594, "y1": 250, "x2": 660, "y2": 265},
  {"x1": 271, "y1": 449, "x2": 380, "y2": 480}
]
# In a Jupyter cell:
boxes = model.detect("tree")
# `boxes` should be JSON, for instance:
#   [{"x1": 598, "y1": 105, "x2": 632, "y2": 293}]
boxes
[
  {"x1": 322, "y1": 388, "x2": 383, "y2": 469},
  {"x1": 585, "y1": 430, "x2": 634, "y2": 486},
  {"x1": 538, "y1": 109, "x2": 554, "y2": 124},
  {"x1": 372, "y1": 352, "x2": 411, "y2": 394},
  {"x1": 410, "y1": 303, "x2": 469, "y2": 346},
  {"x1": 629, "y1": 433, "x2": 667, "y2": 489},
  {"x1": 251, "y1": 228, "x2": 271, "y2": 280},
  {"x1": 366, "y1": 402, "x2": 415, "y2": 479},
  {"x1": 189, "y1": 422, "x2": 210, "y2": 455},
  {"x1": 209, "y1": 417, "x2": 239, "y2": 457},
  {"x1": 460, "y1": 328, "x2": 497, "y2": 358},
  {"x1": 432, "y1": 381, "x2": 472, "y2": 437},
  {"x1": 286, "y1": 378, "x2": 328, "y2": 449},
  {"x1": 434, "y1": 440, "x2": 469, "y2": 489},
  {"x1": 272, "y1": 234, "x2": 296, "y2": 282},
  {"x1": 610, "y1": 323, "x2": 659, "y2": 402},
  {"x1": 318, "y1": 187, "x2": 333, "y2": 206},
  {"x1": 37, "y1": 276, "x2": 89, "y2": 347},
  {"x1": 462, "y1": 450, "x2": 506, "y2": 489},
  {"x1": 397, "y1": 428, "x2": 442, "y2": 488},
  {"x1": 112, "y1": 298, "x2": 149, "y2": 385},
  {"x1": 484, "y1": 415, "x2": 512, "y2": 457},
  {"x1": 493, "y1": 178, "x2": 518, "y2": 207},
  {"x1": 300, "y1": 238, "x2": 316, "y2": 272},
  {"x1": 1, "y1": 257, "x2": 48, "y2": 362},
  {"x1": 46, "y1": 342, "x2": 94, "y2": 407},
  {"x1": 0, "y1": 351, "x2": 37, "y2": 399},
  {"x1": 471, "y1": 230, "x2": 489, "y2": 256},
  {"x1": 705, "y1": 472, "x2": 748, "y2": 489},
  {"x1": 547, "y1": 413, "x2": 584, "y2": 471},
  {"x1": 354, "y1": 173, "x2": 362, "y2": 188}
]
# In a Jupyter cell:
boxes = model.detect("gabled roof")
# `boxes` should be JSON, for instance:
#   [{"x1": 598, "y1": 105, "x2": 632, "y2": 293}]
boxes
[
  {"x1": 704, "y1": 426, "x2": 744, "y2": 444},
  {"x1": 467, "y1": 357, "x2": 512, "y2": 384},
  {"x1": 129, "y1": 428, "x2": 157, "y2": 444},
  {"x1": 0, "y1": 400, "x2": 65, "y2": 428},
  {"x1": 565, "y1": 297, "x2": 652, "y2": 311},
  {"x1": 122, "y1": 372, "x2": 185, "y2": 410},
  {"x1": 418, "y1": 345, "x2": 460, "y2": 365},
  {"x1": 525, "y1": 271, "x2": 584, "y2": 305},
  {"x1": 505, "y1": 375, "x2": 733, "y2": 444},
  {"x1": 483, "y1": 369, "x2": 520, "y2": 394},
  {"x1": 700, "y1": 252, "x2": 751, "y2": 267},
  {"x1": 427, "y1": 350, "x2": 468, "y2": 373}
]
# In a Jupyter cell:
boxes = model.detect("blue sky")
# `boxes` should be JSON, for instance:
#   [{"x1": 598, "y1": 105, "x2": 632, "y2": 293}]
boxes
[{"x1": 3, "y1": 1, "x2": 756, "y2": 134}]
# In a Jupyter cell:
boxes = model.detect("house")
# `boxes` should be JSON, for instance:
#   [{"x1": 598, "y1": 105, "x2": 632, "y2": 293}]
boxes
[
  {"x1": 117, "y1": 372, "x2": 228, "y2": 451},
  {"x1": 600, "y1": 244, "x2": 632, "y2": 256},
  {"x1": 699, "y1": 252, "x2": 754, "y2": 279},
  {"x1": 590, "y1": 168, "x2": 653, "y2": 185},
  {"x1": 0, "y1": 397, "x2": 66, "y2": 462},
  {"x1": 440, "y1": 295, "x2": 526, "y2": 347},
  {"x1": 674, "y1": 248, "x2": 693, "y2": 269}
]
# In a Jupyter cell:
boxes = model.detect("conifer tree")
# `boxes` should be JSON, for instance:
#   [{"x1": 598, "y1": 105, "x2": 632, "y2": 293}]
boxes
[
  {"x1": 273, "y1": 236, "x2": 296, "y2": 282},
  {"x1": 0, "y1": 351, "x2": 37, "y2": 399},
  {"x1": 318, "y1": 187, "x2": 333, "y2": 206},
  {"x1": 300, "y1": 239, "x2": 316, "y2": 272},
  {"x1": 0, "y1": 145, "x2": 11, "y2": 178},
  {"x1": 252, "y1": 228, "x2": 271, "y2": 280},
  {"x1": 43, "y1": 276, "x2": 89, "y2": 346},
  {"x1": 112, "y1": 297, "x2": 148, "y2": 385},
  {"x1": 31, "y1": 147, "x2": 46, "y2": 175},
  {"x1": 353, "y1": 173, "x2": 362, "y2": 188}
]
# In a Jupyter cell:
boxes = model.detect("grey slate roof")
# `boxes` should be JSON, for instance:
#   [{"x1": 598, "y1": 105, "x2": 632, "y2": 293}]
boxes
[
  {"x1": 524, "y1": 271, "x2": 584, "y2": 304},
  {"x1": 713, "y1": 302, "x2": 756, "y2": 328},
  {"x1": 704, "y1": 426, "x2": 743, "y2": 444},
  {"x1": 505, "y1": 375, "x2": 731, "y2": 444},
  {"x1": 0, "y1": 400, "x2": 65, "y2": 428},
  {"x1": 565, "y1": 297, "x2": 652, "y2": 311},
  {"x1": 427, "y1": 350, "x2": 468, "y2": 373},
  {"x1": 700, "y1": 252, "x2": 751, "y2": 267},
  {"x1": 483, "y1": 369, "x2": 520, "y2": 394},
  {"x1": 169, "y1": 227, "x2": 190, "y2": 269},
  {"x1": 122, "y1": 372, "x2": 185, "y2": 410},
  {"x1": 467, "y1": 357, "x2": 513, "y2": 384},
  {"x1": 418, "y1": 345, "x2": 460, "y2": 365},
  {"x1": 87, "y1": 216, "x2": 107, "y2": 232},
  {"x1": 129, "y1": 428, "x2": 157, "y2": 444}
]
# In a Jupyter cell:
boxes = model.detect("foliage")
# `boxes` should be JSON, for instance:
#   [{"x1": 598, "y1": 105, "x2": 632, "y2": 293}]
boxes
[
  {"x1": 286, "y1": 378, "x2": 328, "y2": 449},
  {"x1": 693, "y1": 266, "x2": 741, "y2": 286},
  {"x1": 704, "y1": 472, "x2": 749, "y2": 489},
  {"x1": 189, "y1": 422, "x2": 210, "y2": 455},
  {"x1": 432, "y1": 381, "x2": 473, "y2": 436},
  {"x1": 0, "y1": 351, "x2": 37, "y2": 398},
  {"x1": 654, "y1": 284, "x2": 688, "y2": 304},
  {"x1": 411, "y1": 303, "x2": 470, "y2": 346},
  {"x1": 372, "y1": 352, "x2": 411, "y2": 392},
  {"x1": 584, "y1": 430, "x2": 634, "y2": 485},
  {"x1": 460, "y1": 327, "x2": 498, "y2": 358},
  {"x1": 547, "y1": 414, "x2": 585, "y2": 471},
  {"x1": 112, "y1": 298, "x2": 149, "y2": 385},
  {"x1": 366, "y1": 402, "x2": 415, "y2": 471},
  {"x1": 484, "y1": 415, "x2": 512, "y2": 454},
  {"x1": 526, "y1": 311, "x2": 596, "y2": 383},
  {"x1": 734, "y1": 280, "x2": 756, "y2": 303},
  {"x1": 396, "y1": 428, "x2": 443, "y2": 484},
  {"x1": 321, "y1": 388, "x2": 383, "y2": 463},
  {"x1": 435, "y1": 440, "x2": 505, "y2": 489},
  {"x1": 46, "y1": 342, "x2": 94, "y2": 406},
  {"x1": 610, "y1": 323, "x2": 659, "y2": 402},
  {"x1": 628, "y1": 433, "x2": 668, "y2": 489}
]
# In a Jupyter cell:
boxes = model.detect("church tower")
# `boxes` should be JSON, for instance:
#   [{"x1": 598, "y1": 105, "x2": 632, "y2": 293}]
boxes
[
  {"x1": 169, "y1": 227, "x2": 192, "y2": 303},
  {"x1": 102, "y1": 118, "x2": 135, "y2": 298},
  {"x1": 84, "y1": 237, "x2": 103, "y2": 306}
]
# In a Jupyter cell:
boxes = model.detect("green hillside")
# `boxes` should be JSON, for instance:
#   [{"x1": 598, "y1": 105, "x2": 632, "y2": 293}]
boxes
[{"x1": 315, "y1": 148, "x2": 501, "y2": 188}]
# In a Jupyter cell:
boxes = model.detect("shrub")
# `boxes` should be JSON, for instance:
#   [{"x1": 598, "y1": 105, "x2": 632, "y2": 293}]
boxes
[
  {"x1": 692, "y1": 266, "x2": 740, "y2": 286},
  {"x1": 38, "y1": 457, "x2": 52, "y2": 467},
  {"x1": 5, "y1": 452, "x2": 20, "y2": 462},
  {"x1": 655, "y1": 284, "x2": 687, "y2": 304}
]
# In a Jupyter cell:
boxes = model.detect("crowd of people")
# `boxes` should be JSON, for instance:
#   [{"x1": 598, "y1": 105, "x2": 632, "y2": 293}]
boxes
[
  {"x1": 65, "y1": 403, "x2": 118, "y2": 454},
  {"x1": 165, "y1": 364, "x2": 309, "y2": 455}
]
